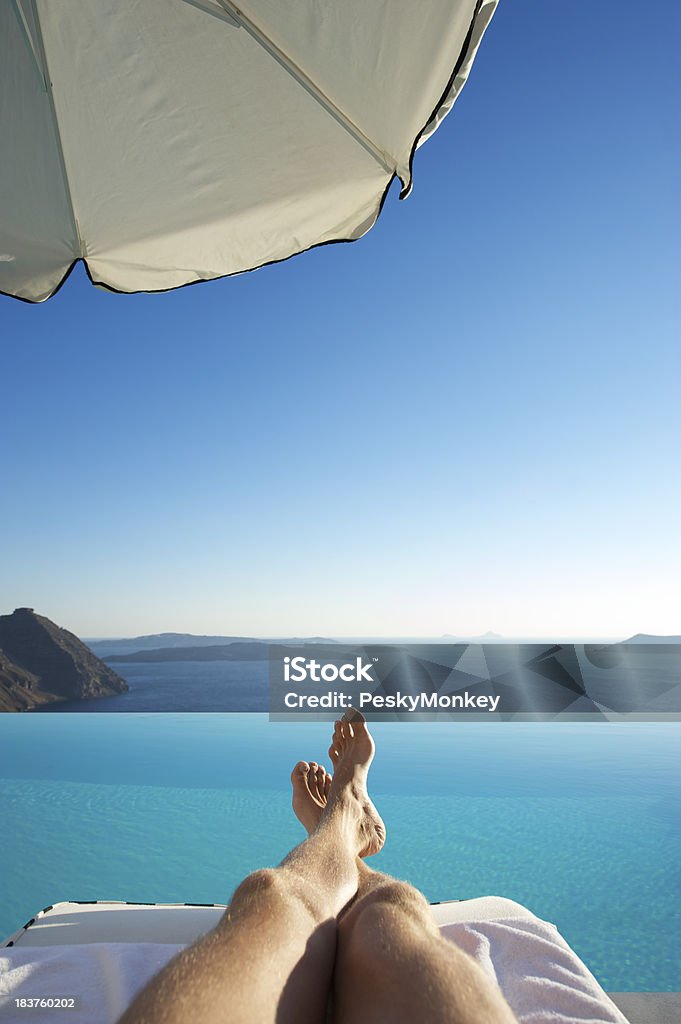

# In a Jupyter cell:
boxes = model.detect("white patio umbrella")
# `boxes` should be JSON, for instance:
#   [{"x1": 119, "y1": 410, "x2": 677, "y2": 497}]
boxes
[{"x1": 1, "y1": 0, "x2": 498, "y2": 303}]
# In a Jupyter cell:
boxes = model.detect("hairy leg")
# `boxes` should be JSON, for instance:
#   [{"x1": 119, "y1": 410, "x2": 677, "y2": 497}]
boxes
[
  {"x1": 290, "y1": 720, "x2": 516, "y2": 1024},
  {"x1": 333, "y1": 863, "x2": 518, "y2": 1024},
  {"x1": 118, "y1": 713, "x2": 382, "y2": 1024}
]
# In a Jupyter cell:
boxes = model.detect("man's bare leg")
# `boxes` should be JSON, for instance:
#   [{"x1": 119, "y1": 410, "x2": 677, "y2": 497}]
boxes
[
  {"x1": 118, "y1": 713, "x2": 384, "y2": 1024},
  {"x1": 292, "y1": 714, "x2": 517, "y2": 1024},
  {"x1": 333, "y1": 864, "x2": 517, "y2": 1024}
]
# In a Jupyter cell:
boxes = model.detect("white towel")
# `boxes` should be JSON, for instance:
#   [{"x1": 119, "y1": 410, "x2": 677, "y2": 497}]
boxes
[
  {"x1": 442, "y1": 918, "x2": 629, "y2": 1023},
  {"x1": 0, "y1": 944, "x2": 178, "y2": 1024},
  {"x1": 0, "y1": 918, "x2": 629, "y2": 1023}
]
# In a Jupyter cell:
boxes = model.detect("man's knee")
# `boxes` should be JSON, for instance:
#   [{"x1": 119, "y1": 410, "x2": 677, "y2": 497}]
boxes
[
  {"x1": 231, "y1": 867, "x2": 328, "y2": 925},
  {"x1": 361, "y1": 878, "x2": 430, "y2": 919},
  {"x1": 232, "y1": 868, "x2": 283, "y2": 906},
  {"x1": 342, "y1": 879, "x2": 435, "y2": 955}
]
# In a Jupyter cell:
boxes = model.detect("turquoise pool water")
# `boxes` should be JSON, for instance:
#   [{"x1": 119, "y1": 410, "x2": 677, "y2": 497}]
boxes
[{"x1": 0, "y1": 714, "x2": 679, "y2": 991}]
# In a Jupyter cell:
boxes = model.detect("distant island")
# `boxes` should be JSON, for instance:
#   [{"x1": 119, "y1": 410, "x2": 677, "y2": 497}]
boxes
[
  {"x1": 622, "y1": 634, "x2": 681, "y2": 644},
  {"x1": 105, "y1": 642, "x2": 274, "y2": 663},
  {"x1": 98, "y1": 630, "x2": 681, "y2": 664},
  {"x1": 88, "y1": 633, "x2": 337, "y2": 659},
  {"x1": 440, "y1": 631, "x2": 505, "y2": 641},
  {"x1": 0, "y1": 608, "x2": 128, "y2": 712}
]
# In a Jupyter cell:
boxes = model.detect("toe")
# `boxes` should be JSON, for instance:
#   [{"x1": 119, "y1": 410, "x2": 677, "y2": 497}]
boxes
[
  {"x1": 348, "y1": 709, "x2": 369, "y2": 738},
  {"x1": 308, "y1": 762, "x2": 320, "y2": 800},
  {"x1": 291, "y1": 760, "x2": 309, "y2": 785},
  {"x1": 328, "y1": 743, "x2": 339, "y2": 767},
  {"x1": 343, "y1": 707, "x2": 367, "y2": 737},
  {"x1": 323, "y1": 771, "x2": 332, "y2": 799}
]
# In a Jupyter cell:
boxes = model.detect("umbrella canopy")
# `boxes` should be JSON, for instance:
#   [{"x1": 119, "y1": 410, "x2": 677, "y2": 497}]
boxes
[{"x1": 1, "y1": 0, "x2": 497, "y2": 303}]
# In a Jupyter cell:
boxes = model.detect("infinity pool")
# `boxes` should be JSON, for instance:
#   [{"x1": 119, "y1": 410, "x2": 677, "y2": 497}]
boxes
[{"x1": 0, "y1": 714, "x2": 678, "y2": 990}]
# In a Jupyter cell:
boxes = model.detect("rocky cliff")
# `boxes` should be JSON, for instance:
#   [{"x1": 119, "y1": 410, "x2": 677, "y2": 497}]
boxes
[{"x1": 0, "y1": 608, "x2": 129, "y2": 712}]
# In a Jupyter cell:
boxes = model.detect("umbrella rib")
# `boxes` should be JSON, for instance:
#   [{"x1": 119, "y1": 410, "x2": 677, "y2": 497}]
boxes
[
  {"x1": 27, "y1": 0, "x2": 86, "y2": 259},
  {"x1": 181, "y1": 0, "x2": 239, "y2": 28},
  {"x1": 10, "y1": 0, "x2": 47, "y2": 90},
  {"x1": 213, "y1": 0, "x2": 398, "y2": 177}
]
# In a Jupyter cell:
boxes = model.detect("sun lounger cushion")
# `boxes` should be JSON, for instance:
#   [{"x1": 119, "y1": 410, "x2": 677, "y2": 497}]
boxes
[{"x1": 0, "y1": 906, "x2": 629, "y2": 1023}]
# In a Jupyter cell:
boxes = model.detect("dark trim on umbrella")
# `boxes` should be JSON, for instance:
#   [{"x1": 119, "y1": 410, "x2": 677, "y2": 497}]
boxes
[
  {"x1": 81, "y1": 172, "x2": 398, "y2": 300},
  {"x1": 400, "y1": 0, "x2": 486, "y2": 200},
  {"x1": 1, "y1": 258, "x2": 80, "y2": 305},
  {"x1": 0, "y1": 174, "x2": 397, "y2": 305}
]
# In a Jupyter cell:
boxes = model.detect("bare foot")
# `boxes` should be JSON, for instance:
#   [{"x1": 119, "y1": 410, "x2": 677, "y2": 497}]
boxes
[
  {"x1": 290, "y1": 760, "x2": 332, "y2": 835},
  {"x1": 290, "y1": 710, "x2": 385, "y2": 857},
  {"x1": 326, "y1": 709, "x2": 386, "y2": 857}
]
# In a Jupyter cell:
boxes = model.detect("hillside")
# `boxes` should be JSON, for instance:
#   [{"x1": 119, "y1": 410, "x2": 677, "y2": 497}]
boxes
[
  {"x1": 0, "y1": 608, "x2": 129, "y2": 712},
  {"x1": 0, "y1": 650, "x2": 44, "y2": 712}
]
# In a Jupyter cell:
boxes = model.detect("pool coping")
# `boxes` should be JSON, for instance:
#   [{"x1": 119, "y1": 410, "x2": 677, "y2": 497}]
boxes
[{"x1": 609, "y1": 992, "x2": 681, "y2": 1024}]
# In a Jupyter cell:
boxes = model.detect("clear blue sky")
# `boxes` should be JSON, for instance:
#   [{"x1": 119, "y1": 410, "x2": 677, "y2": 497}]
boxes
[{"x1": 1, "y1": 1, "x2": 679, "y2": 639}]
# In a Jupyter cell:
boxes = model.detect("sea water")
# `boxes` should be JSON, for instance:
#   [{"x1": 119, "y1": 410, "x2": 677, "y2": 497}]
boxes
[{"x1": 1, "y1": 709, "x2": 679, "y2": 991}]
